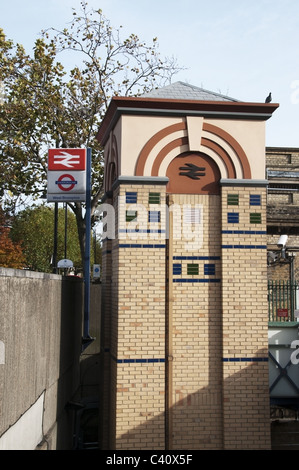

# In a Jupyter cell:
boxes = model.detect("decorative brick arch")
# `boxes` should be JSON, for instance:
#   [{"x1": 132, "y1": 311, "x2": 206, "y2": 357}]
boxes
[
  {"x1": 135, "y1": 120, "x2": 251, "y2": 179},
  {"x1": 104, "y1": 133, "x2": 119, "y2": 193},
  {"x1": 166, "y1": 151, "x2": 222, "y2": 194},
  {"x1": 203, "y1": 123, "x2": 251, "y2": 179},
  {"x1": 135, "y1": 122, "x2": 187, "y2": 176}
]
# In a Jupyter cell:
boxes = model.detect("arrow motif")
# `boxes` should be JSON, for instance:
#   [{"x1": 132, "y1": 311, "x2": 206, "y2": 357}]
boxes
[
  {"x1": 53, "y1": 151, "x2": 81, "y2": 169},
  {"x1": 179, "y1": 163, "x2": 206, "y2": 180}
]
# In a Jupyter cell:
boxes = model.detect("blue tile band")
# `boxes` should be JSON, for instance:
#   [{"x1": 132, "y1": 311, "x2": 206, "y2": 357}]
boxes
[
  {"x1": 222, "y1": 357, "x2": 268, "y2": 362},
  {"x1": 111, "y1": 355, "x2": 165, "y2": 364},
  {"x1": 173, "y1": 256, "x2": 221, "y2": 260},
  {"x1": 119, "y1": 229, "x2": 166, "y2": 233},
  {"x1": 222, "y1": 245, "x2": 267, "y2": 249},
  {"x1": 118, "y1": 244, "x2": 166, "y2": 248},
  {"x1": 222, "y1": 230, "x2": 267, "y2": 234},
  {"x1": 173, "y1": 278, "x2": 221, "y2": 283}
]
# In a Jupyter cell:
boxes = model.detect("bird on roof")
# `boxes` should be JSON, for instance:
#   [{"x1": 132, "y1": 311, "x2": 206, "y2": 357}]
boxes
[{"x1": 265, "y1": 92, "x2": 272, "y2": 103}]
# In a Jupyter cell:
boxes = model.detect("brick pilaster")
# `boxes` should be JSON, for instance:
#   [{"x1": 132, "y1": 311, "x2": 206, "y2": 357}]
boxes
[{"x1": 221, "y1": 181, "x2": 271, "y2": 449}]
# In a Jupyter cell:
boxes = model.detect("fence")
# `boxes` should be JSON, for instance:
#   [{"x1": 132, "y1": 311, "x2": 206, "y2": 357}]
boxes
[{"x1": 268, "y1": 280, "x2": 299, "y2": 323}]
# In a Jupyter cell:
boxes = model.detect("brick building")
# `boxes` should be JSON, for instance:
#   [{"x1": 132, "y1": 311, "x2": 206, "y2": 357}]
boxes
[
  {"x1": 266, "y1": 147, "x2": 299, "y2": 281},
  {"x1": 97, "y1": 82, "x2": 278, "y2": 450},
  {"x1": 266, "y1": 148, "x2": 299, "y2": 426}
]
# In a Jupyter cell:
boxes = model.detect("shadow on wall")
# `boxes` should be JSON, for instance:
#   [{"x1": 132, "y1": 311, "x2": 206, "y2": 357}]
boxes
[
  {"x1": 0, "y1": 270, "x2": 85, "y2": 451},
  {"x1": 110, "y1": 349, "x2": 270, "y2": 451},
  {"x1": 56, "y1": 276, "x2": 83, "y2": 450},
  {"x1": 57, "y1": 280, "x2": 101, "y2": 450}
]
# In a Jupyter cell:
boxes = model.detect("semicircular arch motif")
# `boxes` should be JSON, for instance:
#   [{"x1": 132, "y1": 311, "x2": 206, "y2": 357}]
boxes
[
  {"x1": 134, "y1": 120, "x2": 251, "y2": 180},
  {"x1": 104, "y1": 133, "x2": 119, "y2": 193},
  {"x1": 202, "y1": 123, "x2": 251, "y2": 179},
  {"x1": 135, "y1": 122, "x2": 187, "y2": 176}
]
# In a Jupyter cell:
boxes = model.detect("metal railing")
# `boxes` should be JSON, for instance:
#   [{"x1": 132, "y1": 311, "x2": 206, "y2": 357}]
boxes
[{"x1": 268, "y1": 280, "x2": 299, "y2": 323}]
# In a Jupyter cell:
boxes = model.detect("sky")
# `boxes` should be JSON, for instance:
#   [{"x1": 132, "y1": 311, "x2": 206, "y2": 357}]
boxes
[{"x1": 1, "y1": 0, "x2": 299, "y2": 148}]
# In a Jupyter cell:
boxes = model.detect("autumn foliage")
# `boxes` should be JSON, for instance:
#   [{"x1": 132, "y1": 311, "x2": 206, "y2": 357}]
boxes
[
  {"x1": 0, "y1": 2, "x2": 182, "y2": 266},
  {"x1": 0, "y1": 209, "x2": 24, "y2": 269}
]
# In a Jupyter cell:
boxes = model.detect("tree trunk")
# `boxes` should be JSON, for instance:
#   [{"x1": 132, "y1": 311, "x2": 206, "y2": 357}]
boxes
[
  {"x1": 71, "y1": 186, "x2": 103, "y2": 273},
  {"x1": 73, "y1": 203, "x2": 86, "y2": 272}
]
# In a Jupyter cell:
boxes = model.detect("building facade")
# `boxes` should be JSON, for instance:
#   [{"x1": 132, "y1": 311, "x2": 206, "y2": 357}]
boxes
[
  {"x1": 97, "y1": 82, "x2": 278, "y2": 450},
  {"x1": 267, "y1": 147, "x2": 299, "y2": 281},
  {"x1": 266, "y1": 147, "x2": 299, "y2": 417}
]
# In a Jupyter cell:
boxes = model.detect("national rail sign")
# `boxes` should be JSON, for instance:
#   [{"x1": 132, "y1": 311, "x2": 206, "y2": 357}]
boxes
[
  {"x1": 48, "y1": 148, "x2": 86, "y2": 171},
  {"x1": 47, "y1": 148, "x2": 87, "y2": 202}
]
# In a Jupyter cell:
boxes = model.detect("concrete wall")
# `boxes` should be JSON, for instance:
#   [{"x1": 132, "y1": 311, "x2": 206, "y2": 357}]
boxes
[{"x1": 0, "y1": 268, "x2": 84, "y2": 450}]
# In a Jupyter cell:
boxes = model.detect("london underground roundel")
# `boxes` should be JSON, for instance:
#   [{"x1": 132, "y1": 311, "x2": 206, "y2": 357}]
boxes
[{"x1": 56, "y1": 174, "x2": 77, "y2": 191}]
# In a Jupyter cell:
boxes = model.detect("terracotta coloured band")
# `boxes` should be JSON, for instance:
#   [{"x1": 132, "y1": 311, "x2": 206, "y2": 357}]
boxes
[
  {"x1": 151, "y1": 137, "x2": 189, "y2": 176},
  {"x1": 201, "y1": 137, "x2": 236, "y2": 179},
  {"x1": 202, "y1": 123, "x2": 251, "y2": 179},
  {"x1": 104, "y1": 133, "x2": 119, "y2": 192},
  {"x1": 135, "y1": 122, "x2": 187, "y2": 176},
  {"x1": 135, "y1": 120, "x2": 251, "y2": 179}
]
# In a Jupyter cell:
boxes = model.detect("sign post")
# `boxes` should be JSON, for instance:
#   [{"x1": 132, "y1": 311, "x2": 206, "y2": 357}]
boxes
[{"x1": 47, "y1": 147, "x2": 93, "y2": 350}]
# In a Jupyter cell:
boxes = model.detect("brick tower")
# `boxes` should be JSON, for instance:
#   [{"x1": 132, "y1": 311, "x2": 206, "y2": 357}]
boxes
[{"x1": 97, "y1": 82, "x2": 278, "y2": 450}]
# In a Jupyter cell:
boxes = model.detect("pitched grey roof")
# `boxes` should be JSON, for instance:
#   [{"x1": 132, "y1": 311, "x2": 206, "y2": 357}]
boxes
[{"x1": 142, "y1": 81, "x2": 239, "y2": 102}]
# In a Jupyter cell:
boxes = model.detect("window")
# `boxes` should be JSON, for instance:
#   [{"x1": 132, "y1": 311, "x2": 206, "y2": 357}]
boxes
[
  {"x1": 250, "y1": 213, "x2": 262, "y2": 224},
  {"x1": 183, "y1": 208, "x2": 201, "y2": 224},
  {"x1": 173, "y1": 264, "x2": 182, "y2": 275},
  {"x1": 187, "y1": 264, "x2": 199, "y2": 275},
  {"x1": 227, "y1": 212, "x2": 239, "y2": 223},
  {"x1": 148, "y1": 211, "x2": 160, "y2": 223},
  {"x1": 149, "y1": 193, "x2": 160, "y2": 204},
  {"x1": 250, "y1": 195, "x2": 261, "y2": 206},
  {"x1": 126, "y1": 210, "x2": 137, "y2": 222},
  {"x1": 227, "y1": 194, "x2": 239, "y2": 205},
  {"x1": 204, "y1": 264, "x2": 215, "y2": 275},
  {"x1": 126, "y1": 192, "x2": 137, "y2": 203}
]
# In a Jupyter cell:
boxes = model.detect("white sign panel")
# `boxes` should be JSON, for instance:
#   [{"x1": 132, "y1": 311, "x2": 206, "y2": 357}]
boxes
[
  {"x1": 47, "y1": 171, "x2": 86, "y2": 202},
  {"x1": 47, "y1": 171, "x2": 86, "y2": 193},
  {"x1": 47, "y1": 148, "x2": 87, "y2": 202}
]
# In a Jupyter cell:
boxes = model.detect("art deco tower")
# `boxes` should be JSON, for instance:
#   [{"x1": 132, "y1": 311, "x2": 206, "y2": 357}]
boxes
[{"x1": 97, "y1": 82, "x2": 278, "y2": 450}]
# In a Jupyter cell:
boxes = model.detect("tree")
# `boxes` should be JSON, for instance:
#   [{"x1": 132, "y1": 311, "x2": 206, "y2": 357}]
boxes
[
  {"x1": 0, "y1": 209, "x2": 25, "y2": 269},
  {"x1": 10, "y1": 204, "x2": 101, "y2": 273},
  {"x1": 0, "y1": 2, "x2": 182, "y2": 264}
]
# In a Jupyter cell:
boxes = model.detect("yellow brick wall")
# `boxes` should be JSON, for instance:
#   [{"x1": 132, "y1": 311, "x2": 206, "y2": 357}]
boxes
[
  {"x1": 101, "y1": 182, "x2": 271, "y2": 450},
  {"x1": 169, "y1": 194, "x2": 223, "y2": 449},
  {"x1": 99, "y1": 195, "x2": 113, "y2": 450},
  {"x1": 112, "y1": 184, "x2": 167, "y2": 450},
  {"x1": 221, "y1": 184, "x2": 271, "y2": 449}
]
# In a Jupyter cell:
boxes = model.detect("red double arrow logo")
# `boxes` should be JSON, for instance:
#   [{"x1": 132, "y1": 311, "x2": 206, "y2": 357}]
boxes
[{"x1": 48, "y1": 148, "x2": 86, "y2": 171}]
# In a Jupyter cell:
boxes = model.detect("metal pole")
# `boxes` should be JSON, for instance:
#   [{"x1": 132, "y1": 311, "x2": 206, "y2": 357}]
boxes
[
  {"x1": 64, "y1": 202, "x2": 67, "y2": 260},
  {"x1": 53, "y1": 202, "x2": 58, "y2": 273},
  {"x1": 83, "y1": 147, "x2": 93, "y2": 349},
  {"x1": 290, "y1": 255, "x2": 295, "y2": 320}
]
